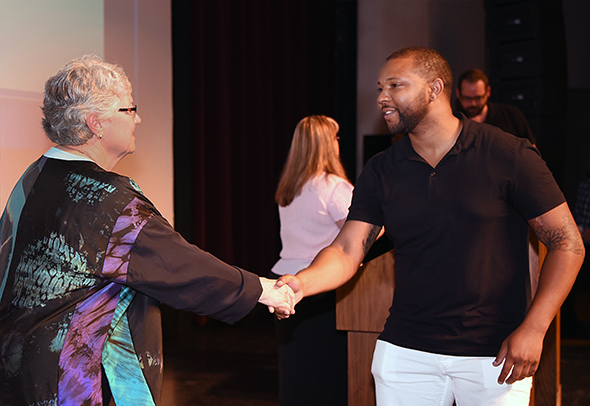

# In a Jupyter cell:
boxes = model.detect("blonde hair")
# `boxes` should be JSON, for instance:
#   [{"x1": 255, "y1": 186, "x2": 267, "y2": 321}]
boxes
[{"x1": 275, "y1": 115, "x2": 350, "y2": 207}]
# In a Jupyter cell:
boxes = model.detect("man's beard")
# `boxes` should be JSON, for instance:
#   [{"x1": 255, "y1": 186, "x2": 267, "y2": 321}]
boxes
[
  {"x1": 464, "y1": 104, "x2": 485, "y2": 118},
  {"x1": 387, "y1": 96, "x2": 429, "y2": 135}
]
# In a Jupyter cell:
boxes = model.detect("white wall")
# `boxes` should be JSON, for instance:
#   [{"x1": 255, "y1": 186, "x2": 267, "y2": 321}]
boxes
[
  {"x1": 104, "y1": 0, "x2": 174, "y2": 224},
  {"x1": 0, "y1": 0, "x2": 174, "y2": 224},
  {"x1": 0, "y1": 0, "x2": 103, "y2": 210},
  {"x1": 0, "y1": 0, "x2": 104, "y2": 93}
]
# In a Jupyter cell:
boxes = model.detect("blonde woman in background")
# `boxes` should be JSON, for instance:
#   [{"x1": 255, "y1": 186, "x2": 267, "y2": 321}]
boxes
[{"x1": 270, "y1": 115, "x2": 353, "y2": 406}]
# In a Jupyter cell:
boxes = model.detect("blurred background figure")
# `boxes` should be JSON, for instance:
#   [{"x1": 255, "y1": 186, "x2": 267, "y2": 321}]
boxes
[
  {"x1": 455, "y1": 68, "x2": 536, "y2": 145},
  {"x1": 574, "y1": 173, "x2": 590, "y2": 244},
  {"x1": 270, "y1": 115, "x2": 353, "y2": 406},
  {"x1": 0, "y1": 55, "x2": 293, "y2": 406},
  {"x1": 566, "y1": 172, "x2": 590, "y2": 338}
]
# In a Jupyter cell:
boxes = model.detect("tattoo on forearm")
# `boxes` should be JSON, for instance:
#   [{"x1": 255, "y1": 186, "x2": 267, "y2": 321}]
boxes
[
  {"x1": 532, "y1": 215, "x2": 585, "y2": 256},
  {"x1": 362, "y1": 225, "x2": 381, "y2": 257}
]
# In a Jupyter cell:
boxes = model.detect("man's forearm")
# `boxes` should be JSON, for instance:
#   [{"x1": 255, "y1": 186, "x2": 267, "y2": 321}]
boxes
[
  {"x1": 296, "y1": 244, "x2": 361, "y2": 297},
  {"x1": 291, "y1": 220, "x2": 382, "y2": 299},
  {"x1": 525, "y1": 202, "x2": 585, "y2": 332},
  {"x1": 521, "y1": 249, "x2": 583, "y2": 334}
]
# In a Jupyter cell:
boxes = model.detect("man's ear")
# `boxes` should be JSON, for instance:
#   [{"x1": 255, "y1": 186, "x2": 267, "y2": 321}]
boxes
[
  {"x1": 86, "y1": 113, "x2": 103, "y2": 136},
  {"x1": 429, "y1": 78, "x2": 444, "y2": 100}
]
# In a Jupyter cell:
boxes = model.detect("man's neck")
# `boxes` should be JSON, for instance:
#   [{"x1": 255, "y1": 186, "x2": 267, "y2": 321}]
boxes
[
  {"x1": 408, "y1": 109, "x2": 463, "y2": 168},
  {"x1": 469, "y1": 103, "x2": 488, "y2": 123}
]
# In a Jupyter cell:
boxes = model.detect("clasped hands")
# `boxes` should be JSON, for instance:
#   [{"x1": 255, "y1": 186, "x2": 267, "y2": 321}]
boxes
[{"x1": 258, "y1": 275, "x2": 303, "y2": 319}]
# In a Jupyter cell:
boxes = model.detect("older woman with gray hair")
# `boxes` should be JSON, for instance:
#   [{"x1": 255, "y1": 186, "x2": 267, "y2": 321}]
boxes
[{"x1": 0, "y1": 55, "x2": 293, "y2": 406}]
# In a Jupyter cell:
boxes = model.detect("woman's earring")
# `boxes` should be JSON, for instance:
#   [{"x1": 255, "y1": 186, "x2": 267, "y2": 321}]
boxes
[{"x1": 98, "y1": 134, "x2": 103, "y2": 139}]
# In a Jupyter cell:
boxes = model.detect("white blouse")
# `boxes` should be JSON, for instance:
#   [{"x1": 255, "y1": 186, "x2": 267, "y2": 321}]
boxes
[{"x1": 271, "y1": 173, "x2": 353, "y2": 276}]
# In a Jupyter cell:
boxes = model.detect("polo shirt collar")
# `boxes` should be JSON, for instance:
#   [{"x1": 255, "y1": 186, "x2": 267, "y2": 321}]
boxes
[{"x1": 392, "y1": 112, "x2": 476, "y2": 163}]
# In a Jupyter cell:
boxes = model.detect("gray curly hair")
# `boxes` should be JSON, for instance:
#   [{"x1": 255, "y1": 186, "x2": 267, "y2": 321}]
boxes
[{"x1": 41, "y1": 55, "x2": 132, "y2": 145}]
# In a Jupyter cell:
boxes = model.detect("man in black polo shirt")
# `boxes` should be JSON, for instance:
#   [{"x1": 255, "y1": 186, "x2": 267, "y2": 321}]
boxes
[
  {"x1": 455, "y1": 68, "x2": 536, "y2": 145},
  {"x1": 276, "y1": 46, "x2": 584, "y2": 405}
]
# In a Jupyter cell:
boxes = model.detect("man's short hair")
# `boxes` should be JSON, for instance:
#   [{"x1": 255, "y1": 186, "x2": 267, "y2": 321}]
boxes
[
  {"x1": 457, "y1": 68, "x2": 490, "y2": 91},
  {"x1": 387, "y1": 46, "x2": 453, "y2": 100}
]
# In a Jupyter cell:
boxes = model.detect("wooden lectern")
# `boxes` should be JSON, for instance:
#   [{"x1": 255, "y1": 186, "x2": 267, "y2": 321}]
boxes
[
  {"x1": 335, "y1": 236, "x2": 560, "y2": 406},
  {"x1": 336, "y1": 249, "x2": 394, "y2": 406}
]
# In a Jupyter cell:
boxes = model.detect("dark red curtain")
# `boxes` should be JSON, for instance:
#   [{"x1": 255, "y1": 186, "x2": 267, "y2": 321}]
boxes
[{"x1": 172, "y1": 1, "x2": 356, "y2": 275}]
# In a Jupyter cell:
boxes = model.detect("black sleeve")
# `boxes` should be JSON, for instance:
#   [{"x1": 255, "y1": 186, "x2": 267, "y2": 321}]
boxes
[
  {"x1": 347, "y1": 155, "x2": 385, "y2": 227},
  {"x1": 127, "y1": 215, "x2": 262, "y2": 324},
  {"x1": 510, "y1": 143, "x2": 565, "y2": 220},
  {"x1": 511, "y1": 107, "x2": 536, "y2": 145}
]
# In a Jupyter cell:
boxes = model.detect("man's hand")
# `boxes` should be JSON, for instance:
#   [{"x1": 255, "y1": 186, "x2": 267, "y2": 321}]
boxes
[
  {"x1": 276, "y1": 274, "x2": 304, "y2": 302},
  {"x1": 258, "y1": 277, "x2": 295, "y2": 318},
  {"x1": 269, "y1": 275, "x2": 303, "y2": 320},
  {"x1": 493, "y1": 324, "x2": 545, "y2": 384},
  {"x1": 495, "y1": 201, "x2": 584, "y2": 385}
]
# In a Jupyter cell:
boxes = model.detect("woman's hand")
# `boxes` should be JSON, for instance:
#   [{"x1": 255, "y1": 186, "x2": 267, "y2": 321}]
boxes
[{"x1": 258, "y1": 277, "x2": 296, "y2": 318}]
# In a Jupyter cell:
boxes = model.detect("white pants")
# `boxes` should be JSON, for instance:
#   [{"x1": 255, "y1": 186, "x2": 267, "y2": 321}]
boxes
[{"x1": 371, "y1": 340, "x2": 532, "y2": 406}]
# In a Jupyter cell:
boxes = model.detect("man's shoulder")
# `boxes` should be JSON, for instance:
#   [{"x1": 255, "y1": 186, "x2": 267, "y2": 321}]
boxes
[
  {"x1": 364, "y1": 136, "x2": 410, "y2": 168},
  {"x1": 485, "y1": 102, "x2": 535, "y2": 142},
  {"x1": 488, "y1": 102, "x2": 526, "y2": 118},
  {"x1": 462, "y1": 116, "x2": 532, "y2": 156},
  {"x1": 461, "y1": 114, "x2": 510, "y2": 140}
]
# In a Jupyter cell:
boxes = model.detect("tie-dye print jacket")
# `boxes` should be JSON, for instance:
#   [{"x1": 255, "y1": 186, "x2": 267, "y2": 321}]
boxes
[{"x1": 0, "y1": 151, "x2": 262, "y2": 406}]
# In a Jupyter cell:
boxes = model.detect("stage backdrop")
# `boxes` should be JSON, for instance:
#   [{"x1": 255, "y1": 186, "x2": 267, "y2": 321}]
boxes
[{"x1": 172, "y1": 0, "x2": 357, "y2": 274}]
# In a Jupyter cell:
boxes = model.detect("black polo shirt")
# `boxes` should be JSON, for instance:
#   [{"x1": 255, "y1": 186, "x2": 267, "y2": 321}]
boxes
[{"x1": 348, "y1": 115, "x2": 564, "y2": 356}]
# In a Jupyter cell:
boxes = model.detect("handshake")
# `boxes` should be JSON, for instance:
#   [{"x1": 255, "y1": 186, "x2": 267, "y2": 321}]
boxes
[{"x1": 258, "y1": 276, "x2": 302, "y2": 319}]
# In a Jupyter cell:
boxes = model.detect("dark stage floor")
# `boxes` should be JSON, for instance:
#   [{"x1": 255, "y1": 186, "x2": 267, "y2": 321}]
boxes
[{"x1": 160, "y1": 306, "x2": 590, "y2": 406}]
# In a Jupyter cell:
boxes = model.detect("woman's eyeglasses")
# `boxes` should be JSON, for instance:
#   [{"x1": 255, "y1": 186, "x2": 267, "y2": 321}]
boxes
[{"x1": 118, "y1": 105, "x2": 138, "y2": 118}]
